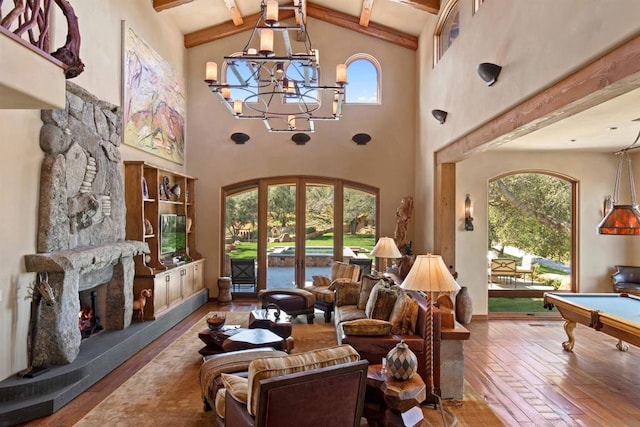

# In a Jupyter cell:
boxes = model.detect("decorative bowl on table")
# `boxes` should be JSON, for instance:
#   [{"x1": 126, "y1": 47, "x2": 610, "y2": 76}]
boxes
[{"x1": 206, "y1": 314, "x2": 226, "y2": 331}]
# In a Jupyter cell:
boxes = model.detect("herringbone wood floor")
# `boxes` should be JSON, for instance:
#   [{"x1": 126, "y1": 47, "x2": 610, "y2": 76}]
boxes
[{"x1": 23, "y1": 300, "x2": 640, "y2": 426}]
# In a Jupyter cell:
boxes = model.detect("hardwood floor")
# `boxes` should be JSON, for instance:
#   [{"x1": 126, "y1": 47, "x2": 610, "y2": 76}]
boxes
[{"x1": 22, "y1": 300, "x2": 640, "y2": 426}]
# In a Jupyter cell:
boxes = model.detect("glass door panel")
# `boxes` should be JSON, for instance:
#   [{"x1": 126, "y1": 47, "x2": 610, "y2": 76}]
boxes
[
  {"x1": 266, "y1": 183, "x2": 297, "y2": 288},
  {"x1": 343, "y1": 187, "x2": 377, "y2": 276},
  {"x1": 304, "y1": 183, "x2": 335, "y2": 284},
  {"x1": 224, "y1": 188, "x2": 258, "y2": 294}
]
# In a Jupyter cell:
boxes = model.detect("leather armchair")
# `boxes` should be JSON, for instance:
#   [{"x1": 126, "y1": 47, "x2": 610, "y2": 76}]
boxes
[{"x1": 612, "y1": 265, "x2": 640, "y2": 295}]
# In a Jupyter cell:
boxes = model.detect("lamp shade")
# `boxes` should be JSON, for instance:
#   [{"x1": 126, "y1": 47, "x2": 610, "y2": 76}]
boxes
[
  {"x1": 401, "y1": 254, "x2": 460, "y2": 293},
  {"x1": 370, "y1": 237, "x2": 402, "y2": 259},
  {"x1": 597, "y1": 205, "x2": 640, "y2": 235}
]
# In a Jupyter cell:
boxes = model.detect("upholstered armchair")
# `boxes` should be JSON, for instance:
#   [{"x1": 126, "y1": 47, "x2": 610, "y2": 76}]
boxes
[
  {"x1": 210, "y1": 345, "x2": 368, "y2": 427},
  {"x1": 305, "y1": 261, "x2": 362, "y2": 322}
]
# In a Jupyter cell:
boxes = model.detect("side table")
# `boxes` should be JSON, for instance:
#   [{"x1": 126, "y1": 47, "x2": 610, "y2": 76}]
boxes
[
  {"x1": 249, "y1": 308, "x2": 294, "y2": 352},
  {"x1": 364, "y1": 364, "x2": 426, "y2": 427}
]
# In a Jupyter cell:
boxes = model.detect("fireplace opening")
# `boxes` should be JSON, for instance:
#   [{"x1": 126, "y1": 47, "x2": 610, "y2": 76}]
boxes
[{"x1": 78, "y1": 290, "x2": 103, "y2": 339}]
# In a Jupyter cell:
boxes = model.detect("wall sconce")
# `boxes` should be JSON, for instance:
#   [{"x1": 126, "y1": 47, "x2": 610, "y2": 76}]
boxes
[
  {"x1": 352, "y1": 133, "x2": 371, "y2": 145},
  {"x1": 477, "y1": 62, "x2": 502, "y2": 86},
  {"x1": 231, "y1": 132, "x2": 250, "y2": 144},
  {"x1": 291, "y1": 133, "x2": 311, "y2": 145},
  {"x1": 431, "y1": 109, "x2": 448, "y2": 124},
  {"x1": 464, "y1": 194, "x2": 474, "y2": 231}
]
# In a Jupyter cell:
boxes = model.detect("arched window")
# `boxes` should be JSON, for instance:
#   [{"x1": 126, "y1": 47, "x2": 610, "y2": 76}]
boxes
[
  {"x1": 434, "y1": 0, "x2": 460, "y2": 63},
  {"x1": 222, "y1": 53, "x2": 254, "y2": 103},
  {"x1": 345, "y1": 55, "x2": 381, "y2": 104}
]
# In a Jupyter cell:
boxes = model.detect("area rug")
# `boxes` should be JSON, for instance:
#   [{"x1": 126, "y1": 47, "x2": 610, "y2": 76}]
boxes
[{"x1": 75, "y1": 310, "x2": 503, "y2": 426}]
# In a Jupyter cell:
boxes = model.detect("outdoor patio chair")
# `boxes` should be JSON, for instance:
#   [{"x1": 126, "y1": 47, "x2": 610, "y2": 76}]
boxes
[
  {"x1": 230, "y1": 258, "x2": 257, "y2": 293},
  {"x1": 349, "y1": 258, "x2": 372, "y2": 279}
]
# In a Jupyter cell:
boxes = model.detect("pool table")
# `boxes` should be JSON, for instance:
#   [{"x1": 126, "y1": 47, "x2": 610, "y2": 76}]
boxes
[{"x1": 543, "y1": 292, "x2": 640, "y2": 352}]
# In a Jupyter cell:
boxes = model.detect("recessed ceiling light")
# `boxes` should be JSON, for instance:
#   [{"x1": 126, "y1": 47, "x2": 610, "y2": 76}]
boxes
[
  {"x1": 632, "y1": 117, "x2": 640, "y2": 122},
  {"x1": 609, "y1": 127, "x2": 618, "y2": 130},
  {"x1": 570, "y1": 139, "x2": 576, "y2": 142}
]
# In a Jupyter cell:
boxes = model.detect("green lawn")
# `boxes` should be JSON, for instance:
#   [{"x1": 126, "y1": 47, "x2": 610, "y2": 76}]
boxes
[{"x1": 489, "y1": 297, "x2": 556, "y2": 313}]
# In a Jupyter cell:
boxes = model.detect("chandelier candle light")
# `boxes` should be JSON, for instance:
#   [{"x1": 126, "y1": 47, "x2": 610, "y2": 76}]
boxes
[
  {"x1": 400, "y1": 254, "x2": 460, "y2": 405},
  {"x1": 204, "y1": 0, "x2": 347, "y2": 133}
]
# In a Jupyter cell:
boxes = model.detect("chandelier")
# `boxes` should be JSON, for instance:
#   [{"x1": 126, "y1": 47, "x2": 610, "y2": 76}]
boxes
[{"x1": 204, "y1": 0, "x2": 347, "y2": 133}]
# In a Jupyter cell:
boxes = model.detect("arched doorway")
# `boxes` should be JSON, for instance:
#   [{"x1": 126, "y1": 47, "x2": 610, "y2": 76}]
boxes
[{"x1": 487, "y1": 171, "x2": 576, "y2": 314}]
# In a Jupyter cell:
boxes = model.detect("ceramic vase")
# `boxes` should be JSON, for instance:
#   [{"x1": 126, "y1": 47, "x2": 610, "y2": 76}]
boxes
[
  {"x1": 386, "y1": 340, "x2": 417, "y2": 381},
  {"x1": 455, "y1": 286, "x2": 473, "y2": 324}
]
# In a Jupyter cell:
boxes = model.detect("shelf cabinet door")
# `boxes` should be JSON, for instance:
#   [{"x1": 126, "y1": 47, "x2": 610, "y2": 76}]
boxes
[
  {"x1": 167, "y1": 268, "x2": 182, "y2": 305},
  {"x1": 153, "y1": 273, "x2": 170, "y2": 315},
  {"x1": 193, "y1": 259, "x2": 205, "y2": 292}
]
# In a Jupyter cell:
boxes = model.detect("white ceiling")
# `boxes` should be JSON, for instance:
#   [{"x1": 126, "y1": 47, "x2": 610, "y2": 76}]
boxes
[
  {"x1": 157, "y1": 0, "x2": 433, "y2": 36},
  {"x1": 159, "y1": 0, "x2": 638, "y2": 153},
  {"x1": 495, "y1": 87, "x2": 640, "y2": 153}
]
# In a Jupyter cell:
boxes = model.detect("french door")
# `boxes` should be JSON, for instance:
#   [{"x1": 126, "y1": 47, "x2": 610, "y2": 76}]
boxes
[{"x1": 223, "y1": 177, "x2": 377, "y2": 293}]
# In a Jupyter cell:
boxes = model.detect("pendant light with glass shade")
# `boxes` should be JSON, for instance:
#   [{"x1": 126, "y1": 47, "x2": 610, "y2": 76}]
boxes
[{"x1": 598, "y1": 131, "x2": 640, "y2": 235}]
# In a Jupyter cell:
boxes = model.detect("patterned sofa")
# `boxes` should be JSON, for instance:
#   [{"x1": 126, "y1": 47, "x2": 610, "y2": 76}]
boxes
[{"x1": 332, "y1": 274, "x2": 442, "y2": 401}]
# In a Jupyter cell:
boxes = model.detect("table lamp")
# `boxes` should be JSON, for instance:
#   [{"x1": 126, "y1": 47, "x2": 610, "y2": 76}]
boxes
[
  {"x1": 370, "y1": 237, "x2": 402, "y2": 274},
  {"x1": 400, "y1": 253, "x2": 460, "y2": 406}
]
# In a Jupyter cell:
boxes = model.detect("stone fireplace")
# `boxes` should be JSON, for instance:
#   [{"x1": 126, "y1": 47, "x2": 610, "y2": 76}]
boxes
[{"x1": 23, "y1": 82, "x2": 148, "y2": 368}]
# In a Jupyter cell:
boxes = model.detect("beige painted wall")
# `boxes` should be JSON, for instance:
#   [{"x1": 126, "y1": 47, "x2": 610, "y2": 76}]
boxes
[
  {"x1": 414, "y1": 1, "x2": 640, "y2": 314},
  {"x1": 416, "y1": 0, "x2": 640, "y2": 252},
  {"x1": 0, "y1": 0, "x2": 185, "y2": 380},
  {"x1": 456, "y1": 150, "x2": 640, "y2": 315},
  {"x1": 186, "y1": 18, "x2": 417, "y2": 296}
]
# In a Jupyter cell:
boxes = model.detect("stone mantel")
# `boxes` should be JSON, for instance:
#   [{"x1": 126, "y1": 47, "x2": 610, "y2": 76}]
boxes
[{"x1": 25, "y1": 240, "x2": 149, "y2": 273}]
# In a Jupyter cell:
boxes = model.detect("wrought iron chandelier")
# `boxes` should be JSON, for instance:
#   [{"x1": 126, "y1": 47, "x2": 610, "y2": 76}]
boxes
[{"x1": 204, "y1": 0, "x2": 347, "y2": 133}]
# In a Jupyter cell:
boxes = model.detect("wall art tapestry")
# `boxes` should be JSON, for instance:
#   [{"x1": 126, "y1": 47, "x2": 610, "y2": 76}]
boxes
[{"x1": 123, "y1": 23, "x2": 185, "y2": 164}]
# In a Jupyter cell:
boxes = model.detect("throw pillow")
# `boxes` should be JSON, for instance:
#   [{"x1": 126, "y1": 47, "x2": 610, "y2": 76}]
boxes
[
  {"x1": 334, "y1": 281, "x2": 361, "y2": 306},
  {"x1": 388, "y1": 290, "x2": 409, "y2": 334},
  {"x1": 215, "y1": 388, "x2": 227, "y2": 419},
  {"x1": 358, "y1": 275, "x2": 382, "y2": 310},
  {"x1": 402, "y1": 294, "x2": 420, "y2": 335},
  {"x1": 312, "y1": 275, "x2": 331, "y2": 287},
  {"x1": 221, "y1": 373, "x2": 249, "y2": 404},
  {"x1": 365, "y1": 282, "x2": 398, "y2": 321},
  {"x1": 342, "y1": 318, "x2": 392, "y2": 336}
]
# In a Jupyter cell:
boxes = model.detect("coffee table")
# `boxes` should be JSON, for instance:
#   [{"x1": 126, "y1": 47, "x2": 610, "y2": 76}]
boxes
[
  {"x1": 197, "y1": 326, "x2": 244, "y2": 356},
  {"x1": 222, "y1": 328, "x2": 286, "y2": 352},
  {"x1": 364, "y1": 364, "x2": 426, "y2": 427},
  {"x1": 249, "y1": 308, "x2": 295, "y2": 352}
]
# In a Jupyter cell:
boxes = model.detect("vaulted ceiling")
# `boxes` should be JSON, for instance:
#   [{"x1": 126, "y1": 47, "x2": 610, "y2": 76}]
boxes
[
  {"x1": 152, "y1": 0, "x2": 435, "y2": 50},
  {"x1": 152, "y1": 0, "x2": 640, "y2": 153}
]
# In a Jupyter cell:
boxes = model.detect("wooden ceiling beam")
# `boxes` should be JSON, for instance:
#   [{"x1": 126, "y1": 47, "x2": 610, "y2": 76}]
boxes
[
  {"x1": 153, "y1": 0, "x2": 193, "y2": 13},
  {"x1": 360, "y1": 0, "x2": 375, "y2": 27},
  {"x1": 184, "y1": 9, "x2": 295, "y2": 48},
  {"x1": 184, "y1": 1, "x2": 418, "y2": 50},
  {"x1": 388, "y1": 0, "x2": 440, "y2": 14},
  {"x1": 436, "y1": 33, "x2": 640, "y2": 164},
  {"x1": 306, "y1": 2, "x2": 418, "y2": 50},
  {"x1": 223, "y1": 0, "x2": 244, "y2": 26}
]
